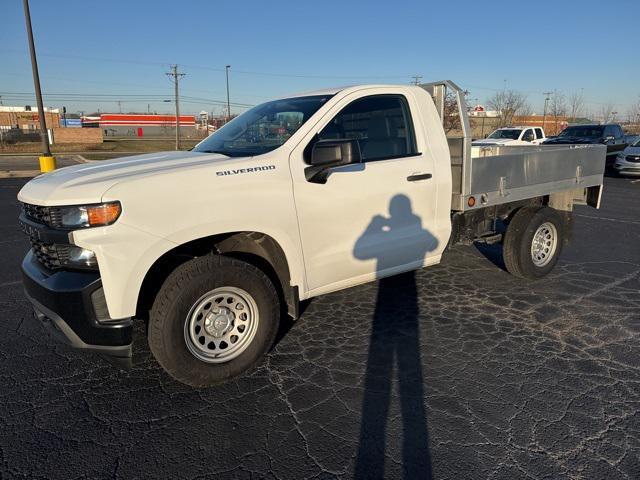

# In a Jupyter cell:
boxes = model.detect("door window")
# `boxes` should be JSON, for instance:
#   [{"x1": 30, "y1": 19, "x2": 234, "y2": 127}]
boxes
[
  {"x1": 614, "y1": 126, "x2": 624, "y2": 139},
  {"x1": 316, "y1": 95, "x2": 418, "y2": 162},
  {"x1": 522, "y1": 129, "x2": 534, "y2": 142},
  {"x1": 604, "y1": 125, "x2": 620, "y2": 141},
  {"x1": 535, "y1": 128, "x2": 544, "y2": 139}
]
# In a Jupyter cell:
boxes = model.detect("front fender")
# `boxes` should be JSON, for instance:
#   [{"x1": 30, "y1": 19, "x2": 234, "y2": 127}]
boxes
[{"x1": 72, "y1": 222, "x2": 177, "y2": 319}]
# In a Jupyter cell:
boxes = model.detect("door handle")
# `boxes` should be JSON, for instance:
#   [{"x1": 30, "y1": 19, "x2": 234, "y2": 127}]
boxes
[{"x1": 407, "y1": 173, "x2": 432, "y2": 182}]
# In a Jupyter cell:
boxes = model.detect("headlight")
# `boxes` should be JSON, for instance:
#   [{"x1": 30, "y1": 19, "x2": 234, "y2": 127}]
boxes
[
  {"x1": 58, "y1": 202, "x2": 121, "y2": 229},
  {"x1": 616, "y1": 153, "x2": 625, "y2": 159},
  {"x1": 66, "y1": 246, "x2": 98, "y2": 268}
]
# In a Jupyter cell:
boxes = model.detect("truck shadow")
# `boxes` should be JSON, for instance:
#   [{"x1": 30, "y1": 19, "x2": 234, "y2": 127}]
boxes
[
  {"x1": 474, "y1": 241, "x2": 507, "y2": 272},
  {"x1": 353, "y1": 194, "x2": 437, "y2": 479}
]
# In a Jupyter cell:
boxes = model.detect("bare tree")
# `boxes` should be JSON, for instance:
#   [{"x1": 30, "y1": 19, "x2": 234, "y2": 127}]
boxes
[
  {"x1": 487, "y1": 90, "x2": 529, "y2": 128},
  {"x1": 442, "y1": 92, "x2": 461, "y2": 134},
  {"x1": 598, "y1": 102, "x2": 615, "y2": 123},
  {"x1": 626, "y1": 98, "x2": 640, "y2": 126},
  {"x1": 548, "y1": 92, "x2": 567, "y2": 133},
  {"x1": 568, "y1": 91, "x2": 584, "y2": 122},
  {"x1": 517, "y1": 102, "x2": 533, "y2": 118}
]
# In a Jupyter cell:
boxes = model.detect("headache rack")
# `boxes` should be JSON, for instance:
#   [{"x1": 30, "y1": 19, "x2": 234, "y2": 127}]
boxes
[{"x1": 419, "y1": 80, "x2": 606, "y2": 212}]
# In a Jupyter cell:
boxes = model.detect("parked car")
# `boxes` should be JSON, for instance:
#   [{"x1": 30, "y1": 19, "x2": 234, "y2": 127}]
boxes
[
  {"x1": 543, "y1": 124, "x2": 627, "y2": 166},
  {"x1": 624, "y1": 134, "x2": 638, "y2": 145},
  {"x1": 473, "y1": 126, "x2": 546, "y2": 146},
  {"x1": 614, "y1": 136, "x2": 640, "y2": 176}
]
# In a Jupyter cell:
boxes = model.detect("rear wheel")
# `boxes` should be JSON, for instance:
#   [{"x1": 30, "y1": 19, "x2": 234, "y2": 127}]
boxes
[
  {"x1": 148, "y1": 255, "x2": 279, "y2": 387},
  {"x1": 502, "y1": 206, "x2": 564, "y2": 280}
]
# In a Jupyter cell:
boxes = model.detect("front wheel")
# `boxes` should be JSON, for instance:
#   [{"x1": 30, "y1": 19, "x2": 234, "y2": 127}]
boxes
[
  {"x1": 148, "y1": 255, "x2": 280, "y2": 387},
  {"x1": 502, "y1": 206, "x2": 565, "y2": 280}
]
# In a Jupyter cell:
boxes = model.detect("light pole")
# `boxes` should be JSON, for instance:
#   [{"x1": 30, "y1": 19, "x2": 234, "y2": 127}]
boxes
[
  {"x1": 542, "y1": 92, "x2": 552, "y2": 131},
  {"x1": 22, "y1": 0, "x2": 55, "y2": 172},
  {"x1": 225, "y1": 65, "x2": 231, "y2": 123}
]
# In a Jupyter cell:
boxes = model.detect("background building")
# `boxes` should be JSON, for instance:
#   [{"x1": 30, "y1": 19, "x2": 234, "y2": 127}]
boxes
[
  {"x1": 99, "y1": 114, "x2": 199, "y2": 137},
  {"x1": 0, "y1": 105, "x2": 60, "y2": 131}
]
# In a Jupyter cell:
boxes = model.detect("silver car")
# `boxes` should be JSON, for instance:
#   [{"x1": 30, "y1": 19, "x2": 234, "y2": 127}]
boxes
[{"x1": 614, "y1": 137, "x2": 640, "y2": 176}]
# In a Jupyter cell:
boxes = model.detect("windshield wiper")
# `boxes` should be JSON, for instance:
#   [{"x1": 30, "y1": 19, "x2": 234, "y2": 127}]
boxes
[{"x1": 198, "y1": 149, "x2": 241, "y2": 157}]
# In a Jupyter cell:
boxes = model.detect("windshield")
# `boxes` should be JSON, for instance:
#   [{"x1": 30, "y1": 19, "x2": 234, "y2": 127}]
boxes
[
  {"x1": 558, "y1": 126, "x2": 604, "y2": 138},
  {"x1": 633, "y1": 137, "x2": 640, "y2": 147},
  {"x1": 488, "y1": 129, "x2": 522, "y2": 140},
  {"x1": 193, "y1": 95, "x2": 333, "y2": 157}
]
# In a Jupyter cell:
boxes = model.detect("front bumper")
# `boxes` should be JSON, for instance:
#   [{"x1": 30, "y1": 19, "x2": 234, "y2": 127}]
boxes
[
  {"x1": 21, "y1": 251, "x2": 133, "y2": 359},
  {"x1": 614, "y1": 161, "x2": 640, "y2": 176}
]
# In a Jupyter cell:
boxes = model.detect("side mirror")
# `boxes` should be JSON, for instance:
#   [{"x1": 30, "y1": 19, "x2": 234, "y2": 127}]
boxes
[
  {"x1": 306, "y1": 139, "x2": 361, "y2": 183},
  {"x1": 310, "y1": 139, "x2": 361, "y2": 166}
]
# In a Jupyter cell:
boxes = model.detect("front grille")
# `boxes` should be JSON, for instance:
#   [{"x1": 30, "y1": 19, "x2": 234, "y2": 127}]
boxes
[
  {"x1": 23, "y1": 203, "x2": 63, "y2": 228},
  {"x1": 30, "y1": 239, "x2": 70, "y2": 270},
  {"x1": 626, "y1": 155, "x2": 640, "y2": 163}
]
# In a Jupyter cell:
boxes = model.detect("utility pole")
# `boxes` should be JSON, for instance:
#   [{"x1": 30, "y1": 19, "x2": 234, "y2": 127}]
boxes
[
  {"x1": 117, "y1": 100, "x2": 122, "y2": 113},
  {"x1": 22, "y1": 0, "x2": 55, "y2": 172},
  {"x1": 542, "y1": 91, "x2": 553, "y2": 131},
  {"x1": 225, "y1": 65, "x2": 231, "y2": 123},
  {"x1": 166, "y1": 64, "x2": 185, "y2": 150},
  {"x1": 411, "y1": 75, "x2": 422, "y2": 86}
]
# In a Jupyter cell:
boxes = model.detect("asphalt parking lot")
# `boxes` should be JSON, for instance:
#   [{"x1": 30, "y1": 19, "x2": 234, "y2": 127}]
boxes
[
  {"x1": 0, "y1": 155, "x2": 85, "y2": 177},
  {"x1": 0, "y1": 176, "x2": 638, "y2": 479}
]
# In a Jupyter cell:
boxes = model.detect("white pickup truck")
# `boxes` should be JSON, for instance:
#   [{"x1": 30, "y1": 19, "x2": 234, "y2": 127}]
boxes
[
  {"x1": 473, "y1": 126, "x2": 547, "y2": 146},
  {"x1": 18, "y1": 81, "x2": 605, "y2": 386}
]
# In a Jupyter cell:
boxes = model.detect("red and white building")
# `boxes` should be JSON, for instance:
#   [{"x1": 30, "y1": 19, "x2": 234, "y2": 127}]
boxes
[{"x1": 99, "y1": 114, "x2": 197, "y2": 137}]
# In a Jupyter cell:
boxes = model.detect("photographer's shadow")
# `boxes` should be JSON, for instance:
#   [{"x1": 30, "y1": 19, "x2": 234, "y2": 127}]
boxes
[{"x1": 353, "y1": 194, "x2": 437, "y2": 479}]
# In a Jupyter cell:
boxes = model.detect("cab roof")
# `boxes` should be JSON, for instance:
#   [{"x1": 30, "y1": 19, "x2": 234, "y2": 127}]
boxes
[{"x1": 280, "y1": 84, "x2": 420, "y2": 99}]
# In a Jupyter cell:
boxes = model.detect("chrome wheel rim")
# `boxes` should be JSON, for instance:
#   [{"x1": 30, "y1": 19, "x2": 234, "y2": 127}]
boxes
[
  {"x1": 530, "y1": 222, "x2": 558, "y2": 267},
  {"x1": 184, "y1": 286, "x2": 259, "y2": 363}
]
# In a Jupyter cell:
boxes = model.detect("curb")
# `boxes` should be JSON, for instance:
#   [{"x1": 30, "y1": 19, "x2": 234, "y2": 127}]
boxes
[{"x1": 0, "y1": 170, "x2": 41, "y2": 178}]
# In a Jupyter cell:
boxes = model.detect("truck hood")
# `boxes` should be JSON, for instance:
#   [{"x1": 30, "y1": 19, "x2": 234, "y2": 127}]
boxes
[
  {"x1": 543, "y1": 136, "x2": 600, "y2": 145},
  {"x1": 17, "y1": 151, "x2": 234, "y2": 206},
  {"x1": 472, "y1": 139, "x2": 516, "y2": 146}
]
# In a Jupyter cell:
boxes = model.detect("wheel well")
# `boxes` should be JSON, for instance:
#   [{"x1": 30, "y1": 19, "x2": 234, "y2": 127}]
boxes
[
  {"x1": 450, "y1": 197, "x2": 544, "y2": 245},
  {"x1": 135, "y1": 232, "x2": 298, "y2": 322}
]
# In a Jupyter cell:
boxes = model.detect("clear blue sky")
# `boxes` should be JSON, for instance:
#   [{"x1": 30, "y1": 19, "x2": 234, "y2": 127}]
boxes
[{"x1": 1, "y1": 0, "x2": 638, "y2": 117}]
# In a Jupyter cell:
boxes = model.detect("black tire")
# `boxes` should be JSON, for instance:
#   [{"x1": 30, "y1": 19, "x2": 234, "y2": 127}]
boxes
[
  {"x1": 502, "y1": 206, "x2": 565, "y2": 280},
  {"x1": 148, "y1": 254, "x2": 279, "y2": 387}
]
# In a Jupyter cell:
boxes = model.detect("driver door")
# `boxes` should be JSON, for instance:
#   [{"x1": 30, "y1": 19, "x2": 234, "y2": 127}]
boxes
[{"x1": 289, "y1": 90, "x2": 443, "y2": 296}]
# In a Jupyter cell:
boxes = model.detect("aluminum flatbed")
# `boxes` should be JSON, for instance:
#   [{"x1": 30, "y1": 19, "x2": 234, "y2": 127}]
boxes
[{"x1": 421, "y1": 81, "x2": 606, "y2": 212}]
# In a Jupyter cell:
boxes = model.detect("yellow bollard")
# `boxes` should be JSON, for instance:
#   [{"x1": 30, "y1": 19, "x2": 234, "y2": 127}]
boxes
[{"x1": 39, "y1": 155, "x2": 56, "y2": 173}]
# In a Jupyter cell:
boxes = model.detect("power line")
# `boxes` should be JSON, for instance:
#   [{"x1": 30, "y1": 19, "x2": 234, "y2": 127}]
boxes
[
  {"x1": 1, "y1": 49, "x2": 413, "y2": 80},
  {"x1": 0, "y1": 91, "x2": 254, "y2": 107}
]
